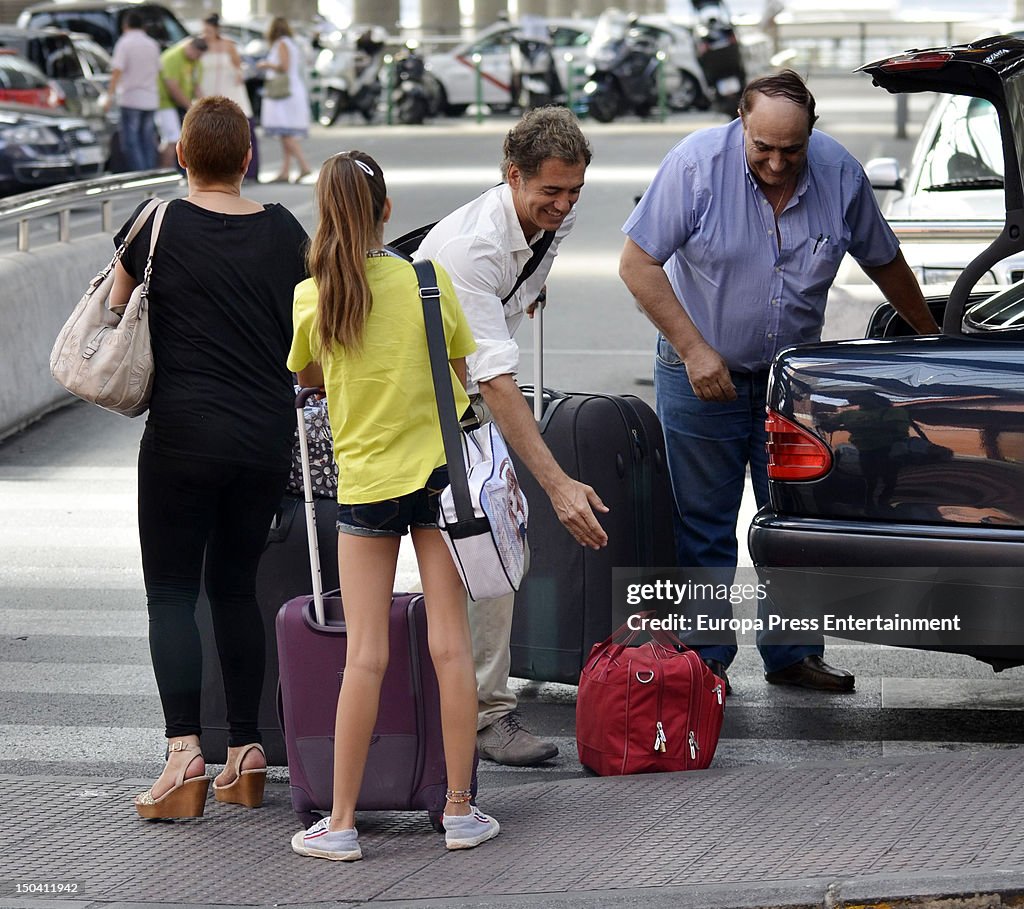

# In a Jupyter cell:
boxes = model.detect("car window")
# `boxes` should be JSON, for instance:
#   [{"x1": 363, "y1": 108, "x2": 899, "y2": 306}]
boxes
[
  {"x1": 132, "y1": 8, "x2": 187, "y2": 46},
  {"x1": 917, "y1": 97, "x2": 1004, "y2": 191},
  {"x1": 39, "y1": 36, "x2": 85, "y2": 79},
  {"x1": 550, "y1": 27, "x2": 588, "y2": 47},
  {"x1": 471, "y1": 31, "x2": 515, "y2": 53},
  {"x1": 0, "y1": 55, "x2": 49, "y2": 89},
  {"x1": 74, "y1": 38, "x2": 111, "y2": 75},
  {"x1": 43, "y1": 12, "x2": 111, "y2": 48},
  {"x1": 964, "y1": 282, "x2": 1024, "y2": 331}
]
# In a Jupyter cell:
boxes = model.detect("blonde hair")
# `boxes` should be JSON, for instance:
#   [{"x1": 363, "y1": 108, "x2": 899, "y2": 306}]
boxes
[{"x1": 307, "y1": 151, "x2": 387, "y2": 353}]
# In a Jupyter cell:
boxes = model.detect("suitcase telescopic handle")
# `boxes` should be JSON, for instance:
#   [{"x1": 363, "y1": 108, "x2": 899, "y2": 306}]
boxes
[{"x1": 296, "y1": 388, "x2": 325, "y2": 626}]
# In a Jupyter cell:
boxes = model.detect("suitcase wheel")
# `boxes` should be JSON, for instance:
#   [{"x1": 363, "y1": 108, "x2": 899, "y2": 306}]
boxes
[{"x1": 429, "y1": 810, "x2": 445, "y2": 834}]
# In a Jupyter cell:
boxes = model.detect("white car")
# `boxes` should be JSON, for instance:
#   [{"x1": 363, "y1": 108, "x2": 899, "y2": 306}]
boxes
[
  {"x1": 424, "y1": 18, "x2": 593, "y2": 115},
  {"x1": 865, "y1": 92, "x2": 1014, "y2": 286}
]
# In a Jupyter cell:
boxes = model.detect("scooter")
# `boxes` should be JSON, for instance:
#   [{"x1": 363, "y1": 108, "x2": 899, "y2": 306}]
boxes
[
  {"x1": 388, "y1": 41, "x2": 432, "y2": 125},
  {"x1": 316, "y1": 27, "x2": 386, "y2": 126},
  {"x1": 692, "y1": 0, "x2": 746, "y2": 115},
  {"x1": 510, "y1": 31, "x2": 560, "y2": 111},
  {"x1": 583, "y1": 10, "x2": 660, "y2": 123}
]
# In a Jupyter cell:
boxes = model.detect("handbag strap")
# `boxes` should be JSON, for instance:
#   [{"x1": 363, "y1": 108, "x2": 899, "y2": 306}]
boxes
[
  {"x1": 501, "y1": 229, "x2": 555, "y2": 304},
  {"x1": 414, "y1": 259, "x2": 478, "y2": 527},
  {"x1": 139, "y1": 201, "x2": 169, "y2": 292},
  {"x1": 103, "y1": 198, "x2": 162, "y2": 282}
]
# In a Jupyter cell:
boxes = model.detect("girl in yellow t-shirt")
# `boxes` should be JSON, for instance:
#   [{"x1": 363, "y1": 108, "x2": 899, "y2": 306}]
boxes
[{"x1": 287, "y1": 150, "x2": 500, "y2": 861}]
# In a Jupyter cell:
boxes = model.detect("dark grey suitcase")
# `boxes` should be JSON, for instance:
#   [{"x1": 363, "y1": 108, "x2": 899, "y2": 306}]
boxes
[{"x1": 510, "y1": 314, "x2": 676, "y2": 683}]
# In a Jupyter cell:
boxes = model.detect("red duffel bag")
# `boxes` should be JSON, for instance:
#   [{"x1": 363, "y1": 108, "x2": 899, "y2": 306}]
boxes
[{"x1": 576, "y1": 614, "x2": 726, "y2": 776}]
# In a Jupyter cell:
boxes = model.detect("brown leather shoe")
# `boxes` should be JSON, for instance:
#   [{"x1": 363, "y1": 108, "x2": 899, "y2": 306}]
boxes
[{"x1": 764, "y1": 655, "x2": 855, "y2": 692}]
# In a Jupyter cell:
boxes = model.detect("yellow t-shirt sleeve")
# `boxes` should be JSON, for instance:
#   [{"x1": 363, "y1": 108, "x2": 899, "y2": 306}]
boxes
[{"x1": 287, "y1": 278, "x2": 318, "y2": 373}]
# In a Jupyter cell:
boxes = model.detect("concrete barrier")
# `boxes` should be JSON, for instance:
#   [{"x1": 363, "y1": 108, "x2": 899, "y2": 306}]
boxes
[{"x1": 0, "y1": 234, "x2": 114, "y2": 441}]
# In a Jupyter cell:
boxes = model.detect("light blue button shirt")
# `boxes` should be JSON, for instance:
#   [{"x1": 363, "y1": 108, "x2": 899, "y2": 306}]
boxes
[{"x1": 623, "y1": 119, "x2": 899, "y2": 372}]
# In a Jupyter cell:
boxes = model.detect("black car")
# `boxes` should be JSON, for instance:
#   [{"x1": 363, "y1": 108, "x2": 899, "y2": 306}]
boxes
[
  {"x1": 0, "y1": 100, "x2": 105, "y2": 195},
  {"x1": 0, "y1": 26, "x2": 112, "y2": 159},
  {"x1": 16, "y1": 1, "x2": 187, "y2": 52},
  {"x1": 748, "y1": 37, "x2": 1024, "y2": 670}
]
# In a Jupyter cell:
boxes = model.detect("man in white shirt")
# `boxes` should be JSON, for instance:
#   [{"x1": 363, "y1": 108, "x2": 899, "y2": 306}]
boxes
[
  {"x1": 106, "y1": 11, "x2": 161, "y2": 171},
  {"x1": 418, "y1": 107, "x2": 609, "y2": 767}
]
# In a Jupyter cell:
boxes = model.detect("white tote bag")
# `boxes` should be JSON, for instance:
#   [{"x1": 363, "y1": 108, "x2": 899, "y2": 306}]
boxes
[
  {"x1": 437, "y1": 420, "x2": 528, "y2": 602},
  {"x1": 414, "y1": 259, "x2": 529, "y2": 602},
  {"x1": 49, "y1": 198, "x2": 167, "y2": 417}
]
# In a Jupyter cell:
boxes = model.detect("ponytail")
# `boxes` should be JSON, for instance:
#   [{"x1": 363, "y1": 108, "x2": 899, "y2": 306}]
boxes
[{"x1": 307, "y1": 151, "x2": 387, "y2": 353}]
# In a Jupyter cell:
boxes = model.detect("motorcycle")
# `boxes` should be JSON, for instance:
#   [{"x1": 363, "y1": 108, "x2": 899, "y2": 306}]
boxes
[
  {"x1": 583, "y1": 10, "x2": 660, "y2": 123},
  {"x1": 316, "y1": 26, "x2": 386, "y2": 126},
  {"x1": 387, "y1": 41, "x2": 432, "y2": 125},
  {"x1": 509, "y1": 28, "x2": 560, "y2": 111},
  {"x1": 692, "y1": 0, "x2": 746, "y2": 116}
]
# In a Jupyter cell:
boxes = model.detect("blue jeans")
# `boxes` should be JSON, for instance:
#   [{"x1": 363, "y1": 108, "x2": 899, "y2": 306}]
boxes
[
  {"x1": 119, "y1": 107, "x2": 157, "y2": 172},
  {"x1": 654, "y1": 334, "x2": 821, "y2": 672}
]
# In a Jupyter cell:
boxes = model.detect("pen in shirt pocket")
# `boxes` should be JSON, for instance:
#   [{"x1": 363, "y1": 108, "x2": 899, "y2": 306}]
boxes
[{"x1": 812, "y1": 233, "x2": 830, "y2": 255}]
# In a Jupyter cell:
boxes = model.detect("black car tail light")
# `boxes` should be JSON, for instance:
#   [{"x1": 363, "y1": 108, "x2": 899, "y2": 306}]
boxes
[
  {"x1": 877, "y1": 52, "x2": 954, "y2": 72},
  {"x1": 765, "y1": 411, "x2": 832, "y2": 481}
]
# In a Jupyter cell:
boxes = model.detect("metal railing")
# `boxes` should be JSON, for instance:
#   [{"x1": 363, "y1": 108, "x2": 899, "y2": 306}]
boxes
[
  {"x1": 0, "y1": 171, "x2": 184, "y2": 253},
  {"x1": 889, "y1": 220, "x2": 1004, "y2": 242}
]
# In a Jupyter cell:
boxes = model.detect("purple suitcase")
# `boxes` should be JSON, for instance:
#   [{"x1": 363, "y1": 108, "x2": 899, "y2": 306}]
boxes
[{"x1": 276, "y1": 389, "x2": 472, "y2": 831}]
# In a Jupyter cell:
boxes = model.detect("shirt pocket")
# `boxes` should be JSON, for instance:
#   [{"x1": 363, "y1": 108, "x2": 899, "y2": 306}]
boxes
[{"x1": 802, "y1": 236, "x2": 844, "y2": 296}]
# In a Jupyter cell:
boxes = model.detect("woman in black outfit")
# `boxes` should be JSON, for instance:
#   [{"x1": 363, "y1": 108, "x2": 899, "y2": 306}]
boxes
[{"x1": 108, "y1": 96, "x2": 309, "y2": 819}]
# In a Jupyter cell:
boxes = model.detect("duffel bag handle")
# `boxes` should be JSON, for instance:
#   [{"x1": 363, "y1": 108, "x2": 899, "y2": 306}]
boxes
[{"x1": 598, "y1": 613, "x2": 695, "y2": 664}]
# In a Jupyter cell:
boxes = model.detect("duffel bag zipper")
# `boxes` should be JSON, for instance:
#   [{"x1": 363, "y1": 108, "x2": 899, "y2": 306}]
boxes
[
  {"x1": 686, "y1": 652, "x2": 700, "y2": 766},
  {"x1": 654, "y1": 663, "x2": 666, "y2": 754}
]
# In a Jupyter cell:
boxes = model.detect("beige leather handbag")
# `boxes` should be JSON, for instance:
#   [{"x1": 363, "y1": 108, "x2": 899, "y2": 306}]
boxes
[{"x1": 50, "y1": 198, "x2": 167, "y2": 417}]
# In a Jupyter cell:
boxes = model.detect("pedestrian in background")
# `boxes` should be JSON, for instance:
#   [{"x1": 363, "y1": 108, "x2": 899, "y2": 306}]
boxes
[
  {"x1": 200, "y1": 13, "x2": 259, "y2": 183},
  {"x1": 418, "y1": 108, "x2": 608, "y2": 767},
  {"x1": 106, "y1": 10, "x2": 160, "y2": 171},
  {"x1": 155, "y1": 36, "x2": 207, "y2": 168},
  {"x1": 110, "y1": 97, "x2": 309, "y2": 820},
  {"x1": 618, "y1": 70, "x2": 939, "y2": 693},
  {"x1": 258, "y1": 17, "x2": 312, "y2": 184},
  {"x1": 287, "y1": 151, "x2": 499, "y2": 861}
]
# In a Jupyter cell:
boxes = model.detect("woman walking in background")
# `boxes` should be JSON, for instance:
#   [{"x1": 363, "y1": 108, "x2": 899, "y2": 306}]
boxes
[
  {"x1": 287, "y1": 151, "x2": 500, "y2": 861},
  {"x1": 109, "y1": 97, "x2": 309, "y2": 819},
  {"x1": 200, "y1": 13, "x2": 259, "y2": 182},
  {"x1": 259, "y1": 16, "x2": 312, "y2": 183}
]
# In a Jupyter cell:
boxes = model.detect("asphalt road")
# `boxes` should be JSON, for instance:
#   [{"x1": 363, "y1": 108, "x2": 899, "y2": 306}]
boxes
[{"x1": 3, "y1": 72, "x2": 1023, "y2": 792}]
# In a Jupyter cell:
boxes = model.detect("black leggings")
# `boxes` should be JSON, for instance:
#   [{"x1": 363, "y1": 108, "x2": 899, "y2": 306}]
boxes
[{"x1": 138, "y1": 447, "x2": 288, "y2": 744}]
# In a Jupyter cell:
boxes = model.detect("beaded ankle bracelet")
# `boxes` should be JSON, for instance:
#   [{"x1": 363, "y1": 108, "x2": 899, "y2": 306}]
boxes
[{"x1": 446, "y1": 788, "x2": 472, "y2": 803}]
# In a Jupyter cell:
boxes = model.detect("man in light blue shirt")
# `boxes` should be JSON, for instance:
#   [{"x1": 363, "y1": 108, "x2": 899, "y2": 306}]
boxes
[{"x1": 619, "y1": 70, "x2": 938, "y2": 692}]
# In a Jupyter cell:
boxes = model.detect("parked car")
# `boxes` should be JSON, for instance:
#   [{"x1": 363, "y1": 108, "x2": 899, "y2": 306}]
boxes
[
  {"x1": 864, "y1": 91, "x2": 1013, "y2": 286},
  {"x1": 0, "y1": 50, "x2": 60, "y2": 108},
  {"x1": 748, "y1": 37, "x2": 1024, "y2": 671},
  {"x1": 17, "y1": 1, "x2": 188, "y2": 53},
  {"x1": 424, "y1": 18, "x2": 593, "y2": 116},
  {"x1": 0, "y1": 100, "x2": 105, "y2": 195},
  {"x1": 0, "y1": 26, "x2": 112, "y2": 159}
]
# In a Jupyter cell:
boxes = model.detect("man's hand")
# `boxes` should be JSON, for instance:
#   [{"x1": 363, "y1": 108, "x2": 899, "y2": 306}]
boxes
[
  {"x1": 684, "y1": 342, "x2": 736, "y2": 402},
  {"x1": 479, "y1": 374, "x2": 609, "y2": 550},
  {"x1": 526, "y1": 287, "x2": 546, "y2": 318},
  {"x1": 548, "y1": 476, "x2": 609, "y2": 550}
]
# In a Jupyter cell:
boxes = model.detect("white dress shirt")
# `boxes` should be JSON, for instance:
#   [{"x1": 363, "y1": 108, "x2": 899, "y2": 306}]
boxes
[{"x1": 417, "y1": 184, "x2": 575, "y2": 392}]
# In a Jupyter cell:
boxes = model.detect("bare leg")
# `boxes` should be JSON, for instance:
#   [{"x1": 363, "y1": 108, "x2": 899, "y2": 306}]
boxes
[
  {"x1": 283, "y1": 135, "x2": 311, "y2": 178},
  {"x1": 327, "y1": 533, "x2": 399, "y2": 831},
  {"x1": 274, "y1": 137, "x2": 291, "y2": 181},
  {"x1": 410, "y1": 527, "x2": 476, "y2": 817}
]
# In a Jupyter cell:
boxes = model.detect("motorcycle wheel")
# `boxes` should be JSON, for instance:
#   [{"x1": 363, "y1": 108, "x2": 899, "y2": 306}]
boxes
[
  {"x1": 318, "y1": 88, "x2": 346, "y2": 127},
  {"x1": 671, "y1": 72, "x2": 706, "y2": 112},
  {"x1": 398, "y1": 94, "x2": 427, "y2": 125},
  {"x1": 587, "y1": 84, "x2": 621, "y2": 123}
]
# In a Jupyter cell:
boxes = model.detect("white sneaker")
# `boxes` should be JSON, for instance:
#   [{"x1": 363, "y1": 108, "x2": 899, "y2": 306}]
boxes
[
  {"x1": 443, "y1": 808, "x2": 500, "y2": 850},
  {"x1": 290, "y1": 817, "x2": 362, "y2": 861}
]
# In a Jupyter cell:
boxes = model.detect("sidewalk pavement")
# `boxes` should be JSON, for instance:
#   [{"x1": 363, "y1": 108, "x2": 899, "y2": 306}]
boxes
[{"x1": 4, "y1": 749, "x2": 1024, "y2": 909}]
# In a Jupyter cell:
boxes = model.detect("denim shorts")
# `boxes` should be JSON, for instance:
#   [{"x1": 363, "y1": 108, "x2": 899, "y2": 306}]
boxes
[{"x1": 336, "y1": 466, "x2": 449, "y2": 537}]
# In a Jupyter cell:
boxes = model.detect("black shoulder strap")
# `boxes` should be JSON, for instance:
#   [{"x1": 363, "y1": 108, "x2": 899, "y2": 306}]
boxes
[{"x1": 501, "y1": 230, "x2": 556, "y2": 304}]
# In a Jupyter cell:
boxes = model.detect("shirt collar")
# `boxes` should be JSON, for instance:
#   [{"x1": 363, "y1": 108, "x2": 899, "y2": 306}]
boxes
[{"x1": 498, "y1": 183, "x2": 536, "y2": 254}]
